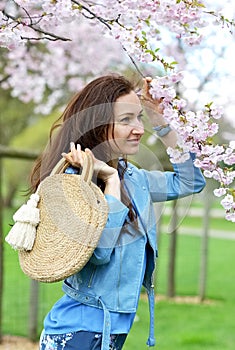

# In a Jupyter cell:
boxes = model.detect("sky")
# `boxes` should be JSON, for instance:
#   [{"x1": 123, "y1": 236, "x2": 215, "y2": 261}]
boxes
[
  {"x1": 152, "y1": 0, "x2": 235, "y2": 132},
  {"x1": 191, "y1": 0, "x2": 235, "y2": 130}
]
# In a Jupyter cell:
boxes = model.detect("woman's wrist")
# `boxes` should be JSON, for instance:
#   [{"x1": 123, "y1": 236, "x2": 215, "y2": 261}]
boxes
[
  {"x1": 153, "y1": 124, "x2": 172, "y2": 137},
  {"x1": 156, "y1": 128, "x2": 178, "y2": 148},
  {"x1": 103, "y1": 172, "x2": 121, "y2": 200},
  {"x1": 102, "y1": 170, "x2": 119, "y2": 184}
]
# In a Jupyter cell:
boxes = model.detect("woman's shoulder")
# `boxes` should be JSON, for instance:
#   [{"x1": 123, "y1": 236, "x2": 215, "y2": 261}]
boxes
[{"x1": 124, "y1": 161, "x2": 146, "y2": 180}]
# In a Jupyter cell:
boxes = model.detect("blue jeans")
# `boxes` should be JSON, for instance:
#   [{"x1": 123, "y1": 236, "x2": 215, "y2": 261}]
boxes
[{"x1": 39, "y1": 330, "x2": 127, "y2": 350}]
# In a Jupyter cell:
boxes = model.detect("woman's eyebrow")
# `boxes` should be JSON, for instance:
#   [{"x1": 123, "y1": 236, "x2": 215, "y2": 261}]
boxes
[
  {"x1": 118, "y1": 112, "x2": 134, "y2": 117},
  {"x1": 118, "y1": 109, "x2": 143, "y2": 117}
]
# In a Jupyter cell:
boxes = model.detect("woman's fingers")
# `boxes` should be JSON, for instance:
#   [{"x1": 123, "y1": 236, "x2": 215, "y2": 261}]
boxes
[
  {"x1": 72, "y1": 143, "x2": 83, "y2": 165},
  {"x1": 84, "y1": 148, "x2": 93, "y2": 158},
  {"x1": 61, "y1": 142, "x2": 84, "y2": 167},
  {"x1": 141, "y1": 77, "x2": 164, "y2": 115},
  {"x1": 141, "y1": 77, "x2": 157, "y2": 105}
]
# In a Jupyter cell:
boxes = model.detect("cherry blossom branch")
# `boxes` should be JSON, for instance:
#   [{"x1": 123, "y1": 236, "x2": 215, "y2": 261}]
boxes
[
  {"x1": 71, "y1": 0, "x2": 113, "y2": 30},
  {"x1": 0, "y1": 74, "x2": 11, "y2": 84},
  {"x1": 2, "y1": 10, "x2": 71, "y2": 42},
  {"x1": 71, "y1": 0, "x2": 145, "y2": 77},
  {"x1": 204, "y1": 11, "x2": 235, "y2": 33},
  {"x1": 147, "y1": 73, "x2": 235, "y2": 222}
]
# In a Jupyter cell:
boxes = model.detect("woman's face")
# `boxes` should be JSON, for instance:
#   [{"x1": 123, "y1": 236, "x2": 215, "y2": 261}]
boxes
[{"x1": 108, "y1": 91, "x2": 144, "y2": 157}]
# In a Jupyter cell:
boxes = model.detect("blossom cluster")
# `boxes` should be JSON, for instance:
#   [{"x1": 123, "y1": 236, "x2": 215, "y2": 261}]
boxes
[
  {"x1": 1, "y1": 1, "x2": 206, "y2": 63},
  {"x1": 93, "y1": 0, "x2": 206, "y2": 65},
  {"x1": 149, "y1": 72, "x2": 235, "y2": 222},
  {"x1": 0, "y1": 0, "x2": 209, "y2": 111},
  {"x1": 0, "y1": 17, "x2": 125, "y2": 113},
  {"x1": 0, "y1": 1, "x2": 231, "y2": 110}
]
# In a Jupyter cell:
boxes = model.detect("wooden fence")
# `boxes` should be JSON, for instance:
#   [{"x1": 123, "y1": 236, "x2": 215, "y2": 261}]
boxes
[{"x1": 0, "y1": 145, "x2": 39, "y2": 343}]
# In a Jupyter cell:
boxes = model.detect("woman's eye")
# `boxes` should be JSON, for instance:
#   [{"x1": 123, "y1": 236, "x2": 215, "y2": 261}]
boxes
[
  {"x1": 138, "y1": 114, "x2": 144, "y2": 121},
  {"x1": 119, "y1": 117, "x2": 130, "y2": 124}
]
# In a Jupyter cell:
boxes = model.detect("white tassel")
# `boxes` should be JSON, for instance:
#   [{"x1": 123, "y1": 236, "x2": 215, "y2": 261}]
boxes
[{"x1": 5, "y1": 193, "x2": 40, "y2": 251}]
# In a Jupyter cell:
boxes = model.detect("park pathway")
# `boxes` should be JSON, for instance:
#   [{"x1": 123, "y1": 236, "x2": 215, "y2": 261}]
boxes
[{"x1": 161, "y1": 206, "x2": 235, "y2": 240}]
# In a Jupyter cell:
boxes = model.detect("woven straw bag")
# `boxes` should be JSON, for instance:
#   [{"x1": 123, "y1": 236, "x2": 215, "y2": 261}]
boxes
[{"x1": 6, "y1": 152, "x2": 108, "y2": 283}]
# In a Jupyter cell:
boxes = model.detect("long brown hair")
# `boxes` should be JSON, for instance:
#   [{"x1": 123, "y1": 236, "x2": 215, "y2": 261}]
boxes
[{"x1": 30, "y1": 74, "x2": 138, "y2": 222}]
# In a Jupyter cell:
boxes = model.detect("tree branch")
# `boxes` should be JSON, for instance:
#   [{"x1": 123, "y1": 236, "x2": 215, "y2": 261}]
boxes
[
  {"x1": 2, "y1": 10, "x2": 71, "y2": 42},
  {"x1": 4, "y1": 1, "x2": 145, "y2": 76},
  {"x1": 71, "y1": 0, "x2": 112, "y2": 30},
  {"x1": 0, "y1": 74, "x2": 11, "y2": 85},
  {"x1": 204, "y1": 11, "x2": 235, "y2": 33},
  {"x1": 72, "y1": 1, "x2": 145, "y2": 77}
]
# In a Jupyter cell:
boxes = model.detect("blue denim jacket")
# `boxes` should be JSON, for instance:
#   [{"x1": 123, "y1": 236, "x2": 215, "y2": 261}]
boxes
[{"x1": 62, "y1": 153, "x2": 206, "y2": 350}]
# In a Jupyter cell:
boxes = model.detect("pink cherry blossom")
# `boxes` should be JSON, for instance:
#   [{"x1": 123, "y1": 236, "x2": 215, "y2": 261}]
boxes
[
  {"x1": 225, "y1": 212, "x2": 235, "y2": 223},
  {"x1": 221, "y1": 194, "x2": 234, "y2": 210},
  {"x1": 214, "y1": 188, "x2": 228, "y2": 197}
]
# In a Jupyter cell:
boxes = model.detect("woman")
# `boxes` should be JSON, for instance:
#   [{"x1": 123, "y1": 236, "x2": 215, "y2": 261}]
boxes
[{"x1": 35, "y1": 74, "x2": 206, "y2": 350}]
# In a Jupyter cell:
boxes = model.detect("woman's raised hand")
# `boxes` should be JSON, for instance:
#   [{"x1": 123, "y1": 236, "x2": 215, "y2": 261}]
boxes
[
  {"x1": 141, "y1": 77, "x2": 164, "y2": 117},
  {"x1": 141, "y1": 78, "x2": 178, "y2": 148}
]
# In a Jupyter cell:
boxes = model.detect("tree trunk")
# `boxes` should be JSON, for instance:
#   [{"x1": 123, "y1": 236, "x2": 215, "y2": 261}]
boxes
[
  {"x1": 3, "y1": 186, "x2": 17, "y2": 208},
  {"x1": 154, "y1": 205, "x2": 163, "y2": 292},
  {"x1": 167, "y1": 199, "x2": 178, "y2": 298},
  {"x1": 0, "y1": 159, "x2": 3, "y2": 343},
  {"x1": 198, "y1": 182, "x2": 212, "y2": 302}
]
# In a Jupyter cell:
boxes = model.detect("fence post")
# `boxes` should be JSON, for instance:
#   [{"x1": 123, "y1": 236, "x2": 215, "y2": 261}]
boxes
[
  {"x1": 0, "y1": 158, "x2": 3, "y2": 343},
  {"x1": 28, "y1": 279, "x2": 39, "y2": 341}
]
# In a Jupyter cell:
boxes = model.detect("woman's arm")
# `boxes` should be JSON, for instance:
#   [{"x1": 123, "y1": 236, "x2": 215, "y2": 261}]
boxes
[
  {"x1": 90, "y1": 194, "x2": 128, "y2": 265},
  {"x1": 141, "y1": 152, "x2": 206, "y2": 202}
]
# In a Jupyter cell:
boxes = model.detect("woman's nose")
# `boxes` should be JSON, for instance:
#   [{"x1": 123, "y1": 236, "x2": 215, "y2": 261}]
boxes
[{"x1": 132, "y1": 120, "x2": 144, "y2": 134}]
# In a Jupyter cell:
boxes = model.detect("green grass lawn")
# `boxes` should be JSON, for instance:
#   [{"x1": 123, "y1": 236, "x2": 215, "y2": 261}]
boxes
[
  {"x1": 124, "y1": 232, "x2": 235, "y2": 350},
  {"x1": 2, "y1": 206, "x2": 235, "y2": 349}
]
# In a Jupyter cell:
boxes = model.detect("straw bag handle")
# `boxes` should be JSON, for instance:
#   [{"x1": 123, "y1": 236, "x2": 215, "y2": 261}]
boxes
[{"x1": 50, "y1": 151, "x2": 94, "y2": 184}]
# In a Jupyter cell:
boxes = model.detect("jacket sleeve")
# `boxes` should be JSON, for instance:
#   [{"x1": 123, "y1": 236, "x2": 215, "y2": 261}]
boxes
[
  {"x1": 141, "y1": 152, "x2": 206, "y2": 202},
  {"x1": 89, "y1": 194, "x2": 129, "y2": 265}
]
